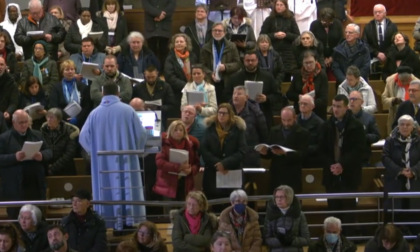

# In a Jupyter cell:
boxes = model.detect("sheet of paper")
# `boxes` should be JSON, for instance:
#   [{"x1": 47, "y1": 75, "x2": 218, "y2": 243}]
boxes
[
  {"x1": 64, "y1": 101, "x2": 82, "y2": 118},
  {"x1": 26, "y1": 31, "x2": 44, "y2": 37},
  {"x1": 244, "y1": 80, "x2": 263, "y2": 100},
  {"x1": 120, "y1": 72, "x2": 144, "y2": 84},
  {"x1": 81, "y1": 62, "x2": 100, "y2": 80},
  {"x1": 216, "y1": 170, "x2": 242, "y2": 188},
  {"x1": 24, "y1": 102, "x2": 44, "y2": 120},
  {"x1": 88, "y1": 31, "x2": 103, "y2": 40},
  {"x1": 186, "y1": 91, "x2": 205, "y2": 105},
  {"x1": 21, "y1": 141, "x2": 43, "y2": 161},
  {"x1": 372, "y1": 139, "x2": 385, "y2": 147},
  {"x1": 307, "y1": 90, "x2": 315, "y2": 98},
  {"x1": 145, "y1": 99, "x2": 162, "y2": 106},
  {"x1": 169, "y1": 148, "x2": 189, "y2": 164}
]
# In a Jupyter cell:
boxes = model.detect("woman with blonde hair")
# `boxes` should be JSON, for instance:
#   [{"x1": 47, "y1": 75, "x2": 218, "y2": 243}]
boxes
[{"x1": 131, "y1": 221, "x2": 168, "y2": 252}]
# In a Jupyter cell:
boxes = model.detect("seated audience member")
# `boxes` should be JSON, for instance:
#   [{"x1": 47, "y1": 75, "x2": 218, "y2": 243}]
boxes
[
  {"x1": 308, "y1": 216, "x2": 356, "y2": 252},
  {"x1": 287, "y1": 50, "x2": 328, "y2": 120},
  {"x1": 0, "y1": 223, "x2": 25, "y2": 252},
  {"x1": 256, "y1": 34, "x2": 285, "y2": 86},
  {"x1": 382, "y1": 66, "x2": 418, "y2": 134},
  {"x1": 17, "y1": 204, "x2": 49, "y2": 252},
  {"x1": 310, "y1": 7, "x2": 343, "y2": 81},
  {"x1": 49, "y1": 60, "x2": 86, "y2": 126},
  {"x1": 337, "y1": 66, "x2": 377, "y2": 114},
  {"x1": 48, "y1": 5, "x2": 71, "y2": 61},
  {"x1": 45, "y1": 225, "x2": 76, "y2": 252},
  {"x1": 0, "y1": 3, "x2": 23, "y2": 59},
  {"x1": 132, "y1": 65, "x2": 175, "y2": 128},
  {"x1": 257, "y1": 107, "x2": 309, "y2": 193},
  {"x1": 172, "y1": 191, "x2": 217, "y2": 251},
  {"x1": 117, "y1": 31, "x2": 160, "y2": 79},
  {"x1": 414, "y1": 16, "x2": 420, "y2": 53},
  {"x1": 222, "y1": 6, "x2": 256, "y2": 61},
  {"x1": 365, "y1": 224, "x2": 409, "y2": 252},
  {"x1": 349, "y1": 91, "x2": 381, "y2": 166},
  {"x1": 264, "y1": 185, "x2": 310, "y2": 251},
  {"x1": 43, "y1": 0, "x2": 81, "y2": 23},
  {"x1": 180, "y1": 105, "x2": 206, "y2": 143},
  {"x1": 91, "y1": 55, "x2": 132, "y2": 107},
  {"x1": 96, "y1": 0, "x2": 128, "y2": 55},
  {"x1": 292, "y1": 31, "x2": 325, "y2": 73},
  {"x1": 130, "y1": 97, "x2": 145, "y2": 111},
  {"x1": 154, "y1": 120, "x2": 200, "y2": 200},
  {"x1": 116, "y1": 240, "x2": 137, "y2": 252},
  {"x1": 230, "y1": 86, "x2": 268, "y2": 167},
  {"x1": 61, "y1": 189, "x2": 107, "y2": 252},
  {"x1": 0, "y1": 57, "x2": 19, "y2": 123},
  {"x1": 392, "y1": 80, "x2": 420, "y2": 128},
  {"x1": 18, "y1": 76, "x2": 47, "y2": 130},
  {"x1": 131, "y1": 221, "x2": 168, "y2": 252},
  {"x1": 20, "y1": 40, "x2": 59, "y2": 96},
  {"x1": 181, "y1": 64, "x2": 217, "y2": 117},
  {"x1": 183, "y1": 4, "x2": 214, "y2": 62},
  {"x1": 164, "y1": 33, "x2": 198, "y2": 117},
  {"x1": 218, "y1": 189, "x2": 262, "y2": 252},
  {"x1": 332, "y1": 23, "x2": 370, "y2": 83},
  {"x1": 297, "y1": 94, "x2": 324, "y2": 168},
  {"x1": 0, "y1": 31, "x2": 17, "y2": 79},
  {"x1": 383, "y1": 32, "x2": 420, "y2": 80},
  {"x1": 0, "y1": 114, "x2": 7, "y2": 134},
  {"x1": 41, "y1": 108, "x2": 80, "y2": 176},
  {"x1": 210, "y1": 231, "x2": 233, "y2": 252},
  {"x1": 64, "y1": 8, "x2": 107, "y2": 55}
]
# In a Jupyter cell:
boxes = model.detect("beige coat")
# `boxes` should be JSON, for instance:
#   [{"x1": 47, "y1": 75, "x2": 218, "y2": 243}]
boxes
[{"x1": 218, "y1": 206, "x2": 262, "y2": 252}]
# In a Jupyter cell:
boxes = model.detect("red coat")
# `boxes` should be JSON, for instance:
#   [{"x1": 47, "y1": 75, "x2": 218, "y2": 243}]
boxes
[{"x1": 153, "y1": 133, "x2": 200, "y2": 198}]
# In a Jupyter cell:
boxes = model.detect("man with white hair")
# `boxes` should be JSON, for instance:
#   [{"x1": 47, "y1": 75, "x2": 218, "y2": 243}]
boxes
[
  {"x1": 393, "y1": 80, "x2": 420, "y2": 129},
  {"x1": 14, "y1": 0, "x2": 65, "y2": 60},
  {"x1": 362, "y1": 4, "x2": 398, "y2": 63},
  {"x1": 332, "y1": 23, "x2": 370, "y2": 83}
]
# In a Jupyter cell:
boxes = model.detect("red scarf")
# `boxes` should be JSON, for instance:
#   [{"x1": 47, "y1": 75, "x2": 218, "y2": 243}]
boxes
[
  {"x1": 301, "y1": 62, "x2": 322, "y2": 94},
  {"x1": 185, "y1": 211, "x2": 202, "y2": 234},
  {"x1": 395, "y1": 74, "x2": 411, "y2": 101},
  {"x1": 0, "y1": 49, "x2": 6, "y2": 60},
  {"x1": 175, "y1": 49, "x2": 191, "y2": 81}
]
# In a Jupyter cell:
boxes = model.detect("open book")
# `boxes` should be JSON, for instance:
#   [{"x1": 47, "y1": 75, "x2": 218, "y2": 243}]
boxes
[
  {"x1": 244, "y1": 80, "x2": 263, "y2": 100},
  {"x1": 64, "y1": 101, "x2": 82, "y2": 118},
  {"x1": 24, "y1": 102, "x2": 44, "y2": 120},
  {"x1": 88, "y1": 31, "x2": 104, "y2": 40},
  {"x1": 254, "y1": 143, "x2": 295, "y2": 152},
  {"x1": 21, "y1": 141, "x2": 43, "y2": 161},
  {"x1": 186, "y1": 91, "x2": 205, "y2": 105},
  {"x1": 168, "y1": 148, "x2": 189, "y2": 176}
]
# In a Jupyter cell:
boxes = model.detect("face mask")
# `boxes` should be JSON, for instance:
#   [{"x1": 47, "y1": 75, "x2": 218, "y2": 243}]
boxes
[
  {"x1": 233, "y1": 203, "x2": 246, "y2": 215},
  {"x1": 325, "y1": 233, "x2": 339, "y2": 244}
]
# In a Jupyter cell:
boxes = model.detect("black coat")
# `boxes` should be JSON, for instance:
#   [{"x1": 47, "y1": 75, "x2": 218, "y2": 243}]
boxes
[
  {"x1": 142, "y1": 0, "x2": 176, "y2": 39},
  {"x1": 362, "y1": 18, "x2": 398, "y2": 58},
  {"x1": 365, "y1": 225, "x2": 409, "y2": 252},
  {"x1": 64, "y1": 21, "x2": 107, "y2": 54},
  {"x1": 184, "y1": 20, "x2": 214, "y2": 62},
  {"x1": 117, "y1": 46, "x2": 161, "y2": 76},
  {"x1": 384, "y1": 45, "x2": 420, "y2": 80},
  {"x1": 297, "y1": 113, "x2": 324, "y2": 168},
  {"x1": 320, "y1": 110, "x2": 367, "y2": 191},
  {"x1": 392, "y1": 100, "x2": 420, "y2": 129},
  {"x1": 96, "y1": 11, "x2": 128, "y2": 47},
  {"x1": 48, "y1": 80, "x2": 86, "y2": 122},
  {"x1": 18, "y1": 221, "x2": 49, "y2": 252},
  {"x1": 0, "y1": 114, "x2": 7, "y2": 134},
  {"x1": 256, "y1": 48, "x2": 285, "y2": 85},
  {"x1": 62, "y1": 209, "x2": 107, "y2": 252},
  {"x1": 0, "y1": 72, "x2": 18, "y2": 115},
  {"x1": 353, "y1": 109, "x2": 381, "y2": 164},
  {"x1": 308, "y1": 234, "x2": 356, "y2": 252},
  {"x1": 292, "y1": 43, "x2": 325, "y2": 72},
  {"x1": 310, "y1": 19, "x2": 343, "y2": 58}
]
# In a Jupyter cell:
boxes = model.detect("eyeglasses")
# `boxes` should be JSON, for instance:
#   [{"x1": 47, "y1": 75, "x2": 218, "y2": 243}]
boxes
[
  {"x1": 298, "y1": 102, "x2": 310, "y2": 106},
  {"x1": 349, "y1": 97, "x2": 361, "y2": 101},
  {"x1": 409, "y1": 89, "x2": 420, "y2": 93},
  {"x1": 218, "y1": 111, "x2": 228, "y2": 116},
  {"x1": 212, "y1": 29, "x2": 224, "y2": 33}
]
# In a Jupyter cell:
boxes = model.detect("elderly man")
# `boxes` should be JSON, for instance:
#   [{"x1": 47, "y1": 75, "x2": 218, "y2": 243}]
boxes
[
  {"x1": 14, "y1": 0, "x2": 65, "y2": 60},
  {"x1": 297, "y1": 94, "x2": 324, "y2": 168},
  {"x1": 349, "y1": 90, "x2": 381, "y2": 166},
  {"x1": 46, "y1": 225, "x2": 78, "y2": 252},
  {"x1": 332, "y1": 24, "x2": 371, "y2": 83},
  {"x1": 308, "y1": 216, "x2": 356, "y2": 252},
  {"x1": 130, "y1": 98, "x2": 146, "y2": 111},
  {"x1": 362, "y1": 4, "x2": 398, "y2": 63},
  {"x1": 0, "y1": 57, "x2": 18, "y2": 122},
  {"x1": 0, "y1": 110, "x2": 52, "y2": 218},
  {"x1": 180, "y1": 105, "x2": 206, "y2": 143},
  {"x1": 230, "y1": 86, "x2": 268, "y2": 167},
  {"x1": 257, "y1": 106, "x2": 309, "y2": 193},
  {"x1": 90, "y1": 55, "x2": 132, "y2": 108},
  {"x1": 61, "y1": 189, "x2": 107, "y2": 252},
  {"x1": 393, "y1": 80, "x2": 420, "y2": 129},
  {"x1": 382, "y1": 66, "x2": 419, "y2": 134}
]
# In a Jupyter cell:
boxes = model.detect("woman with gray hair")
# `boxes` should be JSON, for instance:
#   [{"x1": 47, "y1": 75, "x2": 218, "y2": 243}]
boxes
[
  {"x1": 117, "y1": 31, "x2": 160, "y2": 79},
  {"x1": 17, "y1": 204, "x2": 49, "y2": 252},
  {"x1": 218, "y1": 189, "x2": 262, "y2": 252},
  {"x1": 292, "y1": 31, "x2": 325, "y2": 72},
  {"x1": 264, "y1": 185, "x2": 310, "y2": 252}
]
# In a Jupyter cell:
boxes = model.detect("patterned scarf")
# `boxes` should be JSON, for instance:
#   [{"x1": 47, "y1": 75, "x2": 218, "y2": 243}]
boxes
[
  {"x1": 185, "y1": 211, "x2": 202, "y2": 235},
  {"x1": 31, "y1": 56, "x2": 49, "y2": 85},
  {"x1": 229, "y1": 208, "x2": 247, "y2": 244},
  {"x1": 397, "y1": 132, "x2": 412, "y2": 190},
  {"x1": 395, "y1": 74, "x2": 411, "y2": 101},
  {"x1": 175, "y1": 49, "x2": 191, "y2": 81},
  {"x1": 216, "y1": 122, "x2": 230, "y2": 149},
  {"x1": 301, "y1": 62, "x2": 322, "y2": 94}
]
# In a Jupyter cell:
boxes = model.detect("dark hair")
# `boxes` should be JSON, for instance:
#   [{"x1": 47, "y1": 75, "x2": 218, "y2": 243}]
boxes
[
  {"x1": 131, "y1": 221, "x2": 165, "y2": 250},
  {"x1": 102, "y1": 82, "x2": 119, "y2": 95},
  {"x1": 302, "y1": 50, "x2": 317, "y2": 60},
  {"x1": 47, "y1": 224, "x2": 67, "y2": 235},
  {"x1": 82, "y1": 36, "x2": 95, "y2": 45},
  {"x1": 334, "y1": 94, "x2": 349, "y2": 106},
  {"x1": 23, "y1": 76, "x2": 43, "y2": 96},
  {"x1": 191, "y1": 63, "x2": 205, "y2": 71},
  {"x1": 0, "y1": 223, "x2": 23, "y2": 251},
  {"x1": 230, "y1": 6, "x2": 247, "y2": 19},
  {"x1": 145, "y1": 65, "x2": 158, "y2": 73},
  {"x1": 102, "y1": 0, "x2": 120, "y2": 13},
  {"x1": 319, "y1": 7, "x2": 335, "y2": 21},
  {"x1": 392, "y1": 32, "x2": 409, "y2": 45},
  {"x1": 0, "y1": 31, "x2": 11, "y2": 45},
  {"x1": 271, "y1": 0, "x2": 293, "y2": 19},
  {"x1": 78, "y1": 7, "x2": 91, "y2": 16},
  {"x1": 244, "y1": 50, "x2": 258, "y2": 57},
  {"x1": 116, "y1": 240, "x2": 137, "y2": 252},
  {"x1": 378, "y1": 224, "x2": 403, "y2": 244},
  {"x1": 346, "y1": 65, "x2": 361, "y2": 78}
]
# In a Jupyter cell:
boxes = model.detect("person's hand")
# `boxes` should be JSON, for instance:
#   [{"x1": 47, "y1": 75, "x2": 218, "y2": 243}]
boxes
[
  {"x1": 212, "y1": 73, "x2": 220, "y2": 83},
  {"x1": 32, "y1": 152, "x2": 43, "y2": 161},
  {"x1": 258, "y1": 146, "x2": 268, "y2": 155},
  {"x1": 199, "y1": 167, "x2": 205, "y2": 172},
  {"x1": 180, "y1": 161, "x2": 191, "y2": 175},
  {"x1": 57, "y1": 51, "x2": 63, "y2": 59},
  {"x1": 194, "y1": 104, "x2": 203, "y2": 113},
  {"x1": 92, "y1": 68, "x2": 101, "y2": 75},
  {"x1": 392, "y1": 97, "x2": 402, "y2": 106},
  {"x1": 275, "y1": 31, "x2": 286, "y2": 39},
  {"x1": 37, "y1": 109, "x2": 47, "y2": 115},
  {"x1": 324, "y1": 57, "x2": 333, "y2": 67},
  {"x1": 159, "y1": 11, "x2": 166, "y2": 20},
  {"x1": 215, "y1": 162, "x2": 227, "y2": 174},
  {"x1": 377, "y1": 52, "x2": 386, "y2": 62},
  {"x1": 234, "y1": 40, "x2": 246, "y2": 48},
  {"x1": 44, "y1": 33, "x2": 52, "y2": 42},
  {"x1": 218, "y1": 64, "x2": 226, "y2": 72},
  {"x1": 271, "y1": 146, "x2": 285, "y2": 155},
  {"x1": 105, "y1": 46, "x2": 113, "y2": 54},
  {"x1": 3, "y1": 111, "x2": 10, "y2": 120},
  {"x1": 75, "y1": 74, "x2": 83, "y2": 81},
  {"x1": 330, "y1": 163, "x2": 343, "y2": 175},
  {"x1": 402, "y1": 168, "x2": 414, "y2": 179},
  {"x1": 255, "y1": 94, "x2": 267, "y2": 103},
  {"x1": 16, "y1": 151, "x2": 26, "y2": 161}
]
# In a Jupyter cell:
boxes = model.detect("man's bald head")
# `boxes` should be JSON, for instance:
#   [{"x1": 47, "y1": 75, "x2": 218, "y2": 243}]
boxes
[
  {"x1": 12, "y1": 110, "x2": 30, "y2": 134},
  {"x1": 130, "y1": 98, "x2": 145, "y2": 111}
]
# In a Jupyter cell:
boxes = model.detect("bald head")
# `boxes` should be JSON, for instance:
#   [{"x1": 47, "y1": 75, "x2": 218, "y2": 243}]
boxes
[
  {"x1": 299, "y1": 94, "x2": 315, "y2": 116},
  {"x1": 181, "y1": 105, "x2": 197, "y2": 126},
  {"x1": 281, "y1": 106, "x2": 297, "y2": 129},
  {"x1": 12, "y1": 110, "x2": 30, "y2": 134},
  {"x1": 130, "y1": 98, "x2": 145, "y2": 111}
]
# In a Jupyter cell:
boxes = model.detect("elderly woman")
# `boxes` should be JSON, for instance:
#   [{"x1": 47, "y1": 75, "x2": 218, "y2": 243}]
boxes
[
  {"x1": 64, "y1": 8, "x2": 107, "y2": 54},
  {"x1": 260, "y1": 0, "x2": 300, "y2": 82},
  {"x1": 308, "y1": 216, "x2": 356, "y2": 252},
  {"x1": 210, "y1": 231, "x2": 233, "y2": 252},
  {"x1": 17, "y1": 205, "x2": 49, "y2": 252},
  {"x1": 256, "y1": 34, "x2": 285, "y2": 85},
  {"x1": 20, "y1": 40, "x2": 59, "y2": 96},
  {"x1": 41, "y1": 108, "x2": 80, "y2": 176},
  {"x1": 49, "y1": 5, "x2": 71, "y2": 60},
  {"x1": 48, "y1": 59, "x2": 86, "y2": 126},
  {"x1": 292, "y1": 31, "x2": 325, "y2": 72},
  {"x1": 154, "y1": 120, "x2": 200, "y2": 200},
  {"x1": 164, "y1": 33, "x2": 198, "y2": 117},
  {"x1": 201, "y1": 22, "x2": 240, "y2": 104},
  {"x1": 172, "y1": 190, "x2": 217, "y2": 252},
  {"x1": 384, "y1": 32, "x2": 420, "y2": 80},
  {"x1": 383, "y1": 115, "x2": 420, "y2": 211},
  {"x1": 365, "y1": 224, "x2": 409, "y2": 252},
  {"x1": 181, "y1": 64, "x2": 217, "y2": 117},
  {"x1": 264, "y1": 185, "x2": 310, "y2": 252},
  {"x1": 222, "y1": 6, "x2": 256, "y2": 60},
  {"x1": 218, "y1": 189, "x2": 262, "y2": 252},
  {"x1": 287, "y1": 50, "x2": 328, "y2": 119},
  {"x1": 117, "y1": 31, "x2": 160, "y2": 79},
  {"x1": 0, "y1": 223, "x2": 25, "y2": 252},
  {"x1": 337, "y1": 65, "x2": 377, "y2": 114},
  {"x1": 201, "y1": 103, "x2": 247, "y2": 200},
  {"x1": 131, "y1": 221, "x2": 168, "y2": 252}
]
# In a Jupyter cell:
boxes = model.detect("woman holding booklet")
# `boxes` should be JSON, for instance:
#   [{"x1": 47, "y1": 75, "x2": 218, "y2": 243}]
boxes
[{"x1": 153, "y1": 120, "x2": 200, "y2": 200}]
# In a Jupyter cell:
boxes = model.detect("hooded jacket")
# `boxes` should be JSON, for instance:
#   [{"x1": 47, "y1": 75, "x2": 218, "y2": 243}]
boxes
[
  {"x1": 337, "y1": 76, "x2": 377, "y2": 114},
  {"x1": 0, "y1": 3, "x2": 23, "y2": 56}
]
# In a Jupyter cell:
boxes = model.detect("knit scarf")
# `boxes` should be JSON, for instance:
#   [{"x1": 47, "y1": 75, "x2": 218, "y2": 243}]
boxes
[
  {"x1": 395, "y1": 74, "x2": 411, "y2": 101},
  {"x1": 185, "y1": 211, "x2": 202, "y2": 234},
  {"x1": 343, "y1": 81, "x2": 362, "y2": 94},
  {"x1": 31, "y1": 56, "x2": 49, "y2": 85},
  {"x1": 103, "y1": 11, "x2": 118, "y2": 30},
  {"x1": 62, "y1": 78, "x2": 80, "y2": 104},
  {"x1": 301, "y1": 62, "x2": 322, "y2": 94},
  {"x1": 229, "y1": 208, "x2": 247, "y2": 244},
  {"x1": 397, "y1": 132, "x2": 412, "y2": 190},
  {"x1": 175, "y1": 49, "x2": 191, "y2": 81},
  {"x1": 168, "y1": 136, "x2": 189, "y2": 152},
  {"x1": 216, "y1": 122, "x2": 230, "y2": 149},
  {"x1": 77, "y1": 19, "x2": 93, "y2": 39}
]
